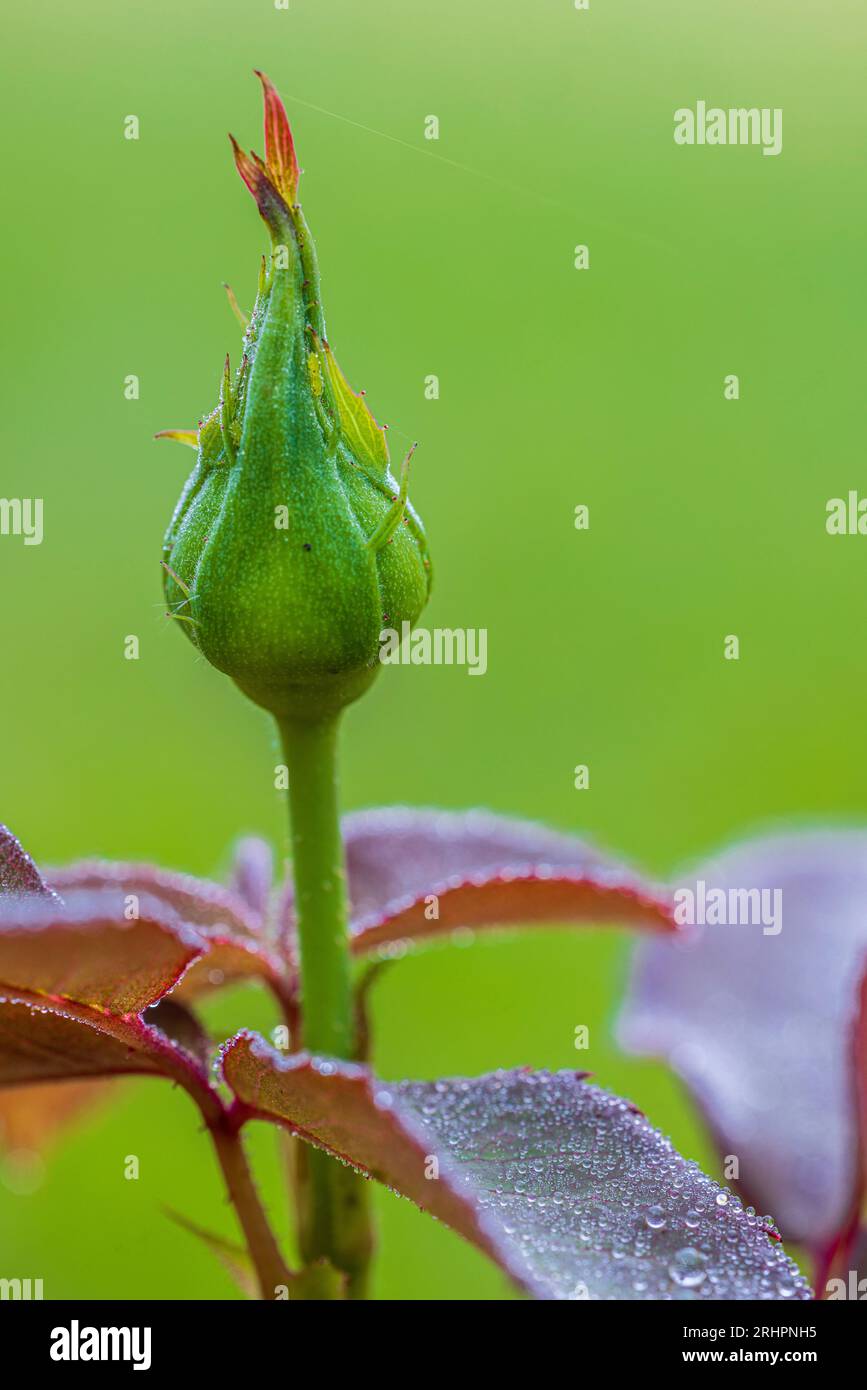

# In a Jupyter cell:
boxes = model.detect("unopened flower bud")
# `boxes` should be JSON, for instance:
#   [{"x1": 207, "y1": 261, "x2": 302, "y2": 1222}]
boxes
[{"x1": 160, "y1": 73, "x2": 431, "y2": 722}]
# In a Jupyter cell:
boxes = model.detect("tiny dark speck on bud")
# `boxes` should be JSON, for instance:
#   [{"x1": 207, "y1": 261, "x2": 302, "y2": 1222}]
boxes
[{"x1": 302, "y1": 542, "x2": 312, "y2": 551}]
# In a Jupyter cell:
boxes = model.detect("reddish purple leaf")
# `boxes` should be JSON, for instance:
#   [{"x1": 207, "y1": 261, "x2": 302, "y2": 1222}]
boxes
[
  {"x1": 0, "y1": 824, "x2": 54, "y2": 897},
  {"x1": 48, "y1": 864, "x2": 284, "y2": 1001},
  {"x1": 144, "y1": 998, "x2": 213, "y2": 1070},
  {"x1": 0, "y1": 890, "x2": 203, "y2": 1013},
  {"x1": 619, "y1": 829, "x2": 867, "y2": 1261},
  {"x1": 0, "y1": 883, "x2": 223, "y2": 1121},
  {"x1": 0, "y1": 833, "x2": 272, "y2": 1142},
  {"x1": 0, "y1": 831, "x2": 105, "y2": 1146},
  {"x1": 0, "y1": 992, "x2": 220, "y2": 1120},
  {"x1": 228, "y1": 837, "x2": 274, "y2": 921},
  {"x1": 0, "y1": 996, "x2": 167, "y2": 1084},
  {"x1": 222, "y1": 1033, "x2": 809, "y2": 1300},
  {"x1": 278, "y1": 809, "x2": 675, "y2": 957},
  {"x1": 48, "y1": 861, "x2": 261, "y2": 935},
  {"x1": 173, "y1": 935, "x2": 287, "y2": 1004}
]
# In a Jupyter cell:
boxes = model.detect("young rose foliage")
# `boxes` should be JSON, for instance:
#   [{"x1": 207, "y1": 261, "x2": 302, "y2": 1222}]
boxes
[
  {"x1": 0, "y1": 818, "x2": 814, "y2": 1299},
  {"x1": 161, "y1": 73, "x2": 431, "y2": 721},
  {"x1": 618, "y1": 829, "x2": 867, "y2": 1292},
  {"x1": 0, "y1": 814, "x2": 675, "y2": 1154}
]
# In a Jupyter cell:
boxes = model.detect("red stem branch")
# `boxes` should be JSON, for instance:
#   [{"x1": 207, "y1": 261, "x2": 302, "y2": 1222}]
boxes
[{"x1": 207, "y1": 1117, "x2": 290, "y2": 1299}]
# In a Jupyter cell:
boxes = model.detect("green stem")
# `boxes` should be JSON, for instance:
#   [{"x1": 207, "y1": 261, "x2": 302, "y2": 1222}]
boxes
[
  {"x1": 277, "y1": 714, "x2": 373, "y2": 1295},
  {"x1": 278, "y1": 715, "x2": 354, "y2": 1056}
]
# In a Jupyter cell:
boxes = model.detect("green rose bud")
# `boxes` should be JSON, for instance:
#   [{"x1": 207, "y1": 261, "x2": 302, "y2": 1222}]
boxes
[{"x1": 159, "y1": 73, "x2": 431, "y2": 722}]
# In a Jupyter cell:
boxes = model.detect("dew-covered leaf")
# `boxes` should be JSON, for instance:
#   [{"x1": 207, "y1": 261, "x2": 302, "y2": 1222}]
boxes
[
  {"x1": 0, "y1": 992, "x2": 220, "y2": 1120},
  {"x1": 48, "y1": 864, "x2": 284, "y2": 1001},
  {"x1": 222, "y1": 1034, "x2": 809, "y2": 1300},
  {"x1": 278, "y1": 809, "x2": 674, "y2": 958},
  {"x1": 0, "y1": 824, "x2": 54, "y2": 898},
  {"x1": 618, "y1": 829, "x2": 867, "y2": 1258},
  {"x1": 0, "y1": 890, "x2": 203, "y2": 1013},
  {"x1": 172, "y1": 934, "x2": 286, "y2": 1004},
  {"x1": 0, "y1": 837, "x2": 117, "y2": 1145},
  {"x1": 48, "y1": 861, "x2": 261, "y2": 935},
  {"x1": 0, "y1": 888, "x2": 222, "y2": 1119},
  {"x1": 0, "y1": 996, "x2": 164, "y2": 1084}
]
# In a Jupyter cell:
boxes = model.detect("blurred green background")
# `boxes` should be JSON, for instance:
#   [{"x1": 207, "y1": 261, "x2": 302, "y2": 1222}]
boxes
[{"x1": 1, "y1": 0, "x2": 864, "y2": 1298}]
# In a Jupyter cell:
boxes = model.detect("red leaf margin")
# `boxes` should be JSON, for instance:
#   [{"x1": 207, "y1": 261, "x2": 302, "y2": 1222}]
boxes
[
  {"x1": 0, "y1": 890, "x2": 204, "y2": 1013},
  {"x1": 0, "y1": 990, "x2": 222, "y2": 1123},
  {"x1": 46, "y1": 863, "x2": 287, "y2": 1004},
  {"x1": 279, "y1": 809, "x2": 677, "y2": 961}
]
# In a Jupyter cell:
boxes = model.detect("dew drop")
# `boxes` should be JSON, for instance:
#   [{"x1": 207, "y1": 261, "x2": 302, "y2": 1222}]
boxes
[{"x1": 669, "y1": 1247, "x2": 708, "y2": 1288}]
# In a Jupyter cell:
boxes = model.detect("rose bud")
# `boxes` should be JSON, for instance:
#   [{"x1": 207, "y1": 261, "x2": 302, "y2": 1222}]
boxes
[{"x1": 159, "y1": 72, "x2": 431, "y2": 722}]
